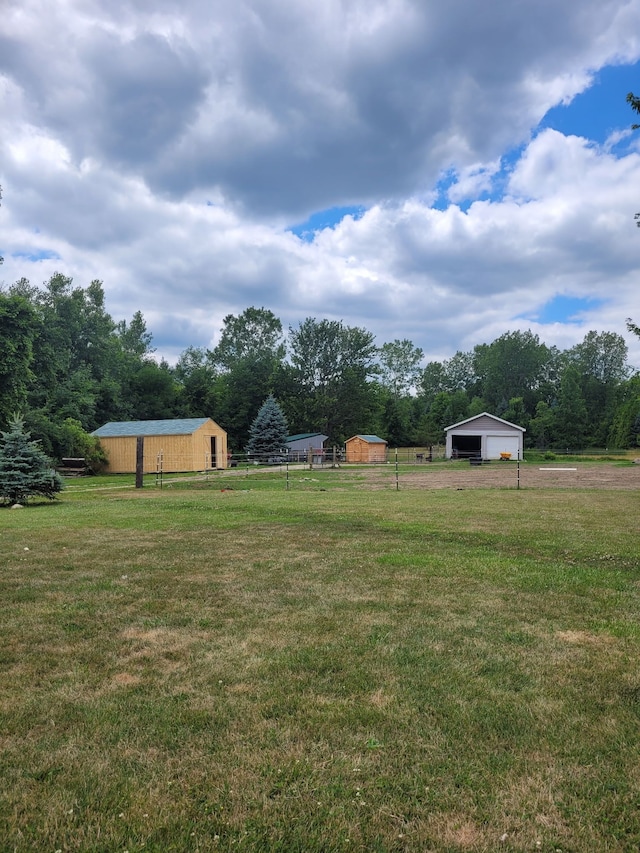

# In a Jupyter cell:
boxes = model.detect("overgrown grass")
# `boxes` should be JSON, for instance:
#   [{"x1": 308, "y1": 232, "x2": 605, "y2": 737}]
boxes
[{"x1": 1, "y1": 481, "x2": 639, "y2": 852}]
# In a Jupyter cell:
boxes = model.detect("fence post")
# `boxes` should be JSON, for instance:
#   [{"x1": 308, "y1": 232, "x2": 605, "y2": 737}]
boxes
[
  {"x1": 395, "y1": 447, "x2": 399, "y2": 491},
  {"x1": 135, "y1": 436, "x2": 144, "y2": 489}
]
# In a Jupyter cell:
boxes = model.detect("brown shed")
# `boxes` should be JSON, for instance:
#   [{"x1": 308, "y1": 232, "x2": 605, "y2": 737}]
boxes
[
  {"x1": 345, "y1": 434, "x2": 388, "y2": 463},
  {"x1": 92, "y1": 418, "x2": 228, "y2": 474}
]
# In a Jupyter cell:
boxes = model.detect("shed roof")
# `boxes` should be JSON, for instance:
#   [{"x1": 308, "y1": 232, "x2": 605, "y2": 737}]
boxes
[
  {"x1": 286, "y1": 433, "x2": 327, "y2": 443},
  {"x1": 347, "y1": 434, "x2": 387, "y2": 444},
  {"x1": 93, "y1": 418, "x2": 212, "y2": 438},
  {"x1": 444, "y1": 412, "x2": 525, "y2": 432}
]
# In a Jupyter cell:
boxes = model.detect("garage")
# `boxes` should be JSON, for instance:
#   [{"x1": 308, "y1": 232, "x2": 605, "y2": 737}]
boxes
[
  {"x1": 445, "y1": 413, "x2": 525, "y2": 460},
  {"x1": 486, "y1": 435, "x2": 521, "y2": 459}
]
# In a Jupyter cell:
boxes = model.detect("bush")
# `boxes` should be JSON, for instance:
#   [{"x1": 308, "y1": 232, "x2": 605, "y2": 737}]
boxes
[{"x1": 60, "y1": 418, "x2": 108, "y2": 473}]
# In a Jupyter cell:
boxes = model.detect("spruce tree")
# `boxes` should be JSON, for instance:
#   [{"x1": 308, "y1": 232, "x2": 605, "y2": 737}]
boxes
[
  {"x1": 245, "y1": 395, "x2": 289, "y2": 461},
  {"x1": 0, "y1": 415, "x2": 64, "y2": 505}
]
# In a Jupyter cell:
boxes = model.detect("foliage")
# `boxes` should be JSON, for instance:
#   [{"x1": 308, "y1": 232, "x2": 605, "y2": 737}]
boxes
[
  {"x1": 554, "y1": 365, "x2": 588, "y2": 449},
  {"x1": 285, "y1": 318, "x2": 379, "y2": 442},
  {"x1": 608, "y1": 375, "x2": 640, "y2": 448},
  {"x1": 473, "y1": 330, "x2": 550, "y2": 415},
  {"x1": 0, "y1": 414, "x2": 64, "y2": 504},
  {"x1": 0, "y1": 292, "x2": 39, "y2": 428},
  {"x1": 1, "y1": 268, "x2": 638, "y2": 454},
  {"x1": 211, "y1": 306, "x2": 285, "y2": 370},
  {"x1": 245, "y1": 394, "x2": 289, "y2": 459},
  {"x1": 209, "y1": 308, "x2": 286, "y2": 448},
  {"x1": 529, "y1": 400, "x2": 555, "y2": 449},
  {"x1": 59, "y1": 418, "x2": 108, "y2": 473},
  {"x1": 377, "y1": 338, "x2": 424, "y2": 396}
]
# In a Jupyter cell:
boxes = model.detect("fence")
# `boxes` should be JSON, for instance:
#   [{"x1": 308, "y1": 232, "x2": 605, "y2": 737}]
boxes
[{"x1": 145, "y1": 450, "x2": 638, "y2": 492}]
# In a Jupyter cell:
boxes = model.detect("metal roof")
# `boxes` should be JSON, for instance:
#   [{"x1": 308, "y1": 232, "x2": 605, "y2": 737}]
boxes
[
  {"x1": 286, "y1": 433, "x2": 327, "y2": 442},
  {"x1": 349, "y1": 434, "x2": 387, "y2": 444},
  {"x1": 92, "y1": 418, "x2": 211, "y2": 438}
]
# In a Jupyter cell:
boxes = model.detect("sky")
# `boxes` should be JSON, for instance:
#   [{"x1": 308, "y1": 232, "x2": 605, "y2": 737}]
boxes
[{"x1": 2, "y1": 0, "x2": 640, "y2": 369}]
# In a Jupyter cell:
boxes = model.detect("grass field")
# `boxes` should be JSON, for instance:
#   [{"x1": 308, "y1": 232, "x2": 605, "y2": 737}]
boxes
[{"x1": 1, "y1": 471, "x2": 639, "y2": 852}]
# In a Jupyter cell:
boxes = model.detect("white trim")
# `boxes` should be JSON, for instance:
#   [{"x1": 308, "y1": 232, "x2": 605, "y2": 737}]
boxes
[{"x1": 444, "y1": 412, "x2": 526, "y2": 432}]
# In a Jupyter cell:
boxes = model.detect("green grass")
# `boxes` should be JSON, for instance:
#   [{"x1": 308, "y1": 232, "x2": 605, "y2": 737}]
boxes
[{"x1": 1, "y1": 479, "x2": 639, "y2": 852}]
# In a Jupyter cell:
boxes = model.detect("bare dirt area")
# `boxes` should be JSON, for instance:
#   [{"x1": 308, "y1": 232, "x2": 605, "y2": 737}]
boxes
[{"x1": 356, "y1": 461, "x2": 640, "y2": 491}]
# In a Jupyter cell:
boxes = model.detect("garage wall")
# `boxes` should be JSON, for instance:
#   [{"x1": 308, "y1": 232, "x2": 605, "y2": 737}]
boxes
[{"x1": 485, "y1": 435, "x2": 521, "y2": 459}]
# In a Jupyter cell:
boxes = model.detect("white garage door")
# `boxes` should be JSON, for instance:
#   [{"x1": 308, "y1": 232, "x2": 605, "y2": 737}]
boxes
[{"x1": 486, "y1": 435, "x2": 520, "y2": 459}]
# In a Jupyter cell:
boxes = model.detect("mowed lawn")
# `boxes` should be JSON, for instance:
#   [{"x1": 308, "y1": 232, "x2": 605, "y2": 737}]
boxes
[{"x1": 1, "y1": 477, "x2": 639, "y2": 852}]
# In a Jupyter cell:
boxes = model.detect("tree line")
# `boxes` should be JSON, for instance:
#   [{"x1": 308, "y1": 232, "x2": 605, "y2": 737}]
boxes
[{"x1": 1, "y1": 273, "x2": 639, "y2": 460}]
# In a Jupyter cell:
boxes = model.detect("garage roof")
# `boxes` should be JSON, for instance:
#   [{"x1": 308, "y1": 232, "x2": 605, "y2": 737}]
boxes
[{"x1": 445, "y1": 412, "x2": 525, "y2": 432}]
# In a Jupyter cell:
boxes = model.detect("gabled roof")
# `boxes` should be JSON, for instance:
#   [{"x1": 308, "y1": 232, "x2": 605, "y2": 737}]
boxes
[
  {"x1": 93, "y1": 418, "x2": 212, "y2": 438},
  {"x1": 347, "y1": 434, "x2": 388, "y2": 444},
  {"x1": 286, "y1": 433, "x2": 328, "y2": 443},
  {"x1": 444, "y1": 412, "x2": 526, "y2": 432}
]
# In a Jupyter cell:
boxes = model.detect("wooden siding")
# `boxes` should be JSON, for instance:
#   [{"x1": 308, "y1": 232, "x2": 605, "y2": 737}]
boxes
[
  {"x1": 345, "y1": 436, "x2": 387, "y2": 463},
  {"x1": 99, "y1": 420, "x2": 228, "y2": 474}
]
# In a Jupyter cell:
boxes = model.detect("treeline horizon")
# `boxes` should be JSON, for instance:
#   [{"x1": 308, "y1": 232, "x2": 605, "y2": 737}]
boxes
[{"x1": 1, "y1": 272, "x2": 639, "y2": 460}]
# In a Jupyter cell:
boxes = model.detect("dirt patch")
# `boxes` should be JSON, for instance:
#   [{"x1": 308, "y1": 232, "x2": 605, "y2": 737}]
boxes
[{"x1": 360, "y1": 462, "x2": 640, "y2": 491}]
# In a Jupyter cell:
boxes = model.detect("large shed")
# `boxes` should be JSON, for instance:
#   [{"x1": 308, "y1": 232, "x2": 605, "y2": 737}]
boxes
[
  {"x1": 345, "y1": 434, "x2": 388, "y2": 463},
  {"x1": 445, "y1": 413, "x2": 525, "y2": 460},
  {"x1": 285, "y1": 432, "x2": 329, "y2": 463},
  {"x1": 92, "y1": 418, "x2": 228, "y2": 474}
]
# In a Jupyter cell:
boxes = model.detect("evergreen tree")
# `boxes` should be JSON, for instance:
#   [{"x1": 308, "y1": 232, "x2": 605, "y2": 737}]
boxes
[
  {"x1": 245, "y1": 395, "x2": 289, "y2": 461},
  {"x1": 0, "y1": 415, "x2": 64, "y2": 504}
]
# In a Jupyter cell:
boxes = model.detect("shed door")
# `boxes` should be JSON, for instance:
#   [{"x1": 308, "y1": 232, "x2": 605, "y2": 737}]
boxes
[{"x1": 486, "y1": 435, "x2": 520, "y2": 459}]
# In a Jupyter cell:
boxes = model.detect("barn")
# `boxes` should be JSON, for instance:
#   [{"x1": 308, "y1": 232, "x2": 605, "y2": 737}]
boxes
[
  {"x1": 345, "y1": 434, "x2": 388, "y2": 463},
  {"x1": 285, "y1": 432, "x2": 329, "y2": 463},
  {"x1": 92, "y1": 418, "x2": 228, "y2": 474},
  {"x1": 445, "y1": 413, "x2": 525, "y2": 460}
]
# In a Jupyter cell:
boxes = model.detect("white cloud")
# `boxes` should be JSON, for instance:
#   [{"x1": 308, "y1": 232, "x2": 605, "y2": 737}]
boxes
[{"x1": 1, "y1": 0, "x2": 640, "y2": 370}]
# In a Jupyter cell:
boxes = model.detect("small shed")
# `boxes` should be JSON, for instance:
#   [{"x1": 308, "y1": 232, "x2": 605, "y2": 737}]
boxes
[
  {"x1": 445, "y1": 413, "x2": 525, "y2": 460},
  {"x1": 92, "y1": 418, "x2": 228, "y2": 474},
  {"x1": 345, "y1": 434, "x2": 388, "y2": 463},
  {"x1": 285, "y1": 432, "x2": 329, "y2": 463}
]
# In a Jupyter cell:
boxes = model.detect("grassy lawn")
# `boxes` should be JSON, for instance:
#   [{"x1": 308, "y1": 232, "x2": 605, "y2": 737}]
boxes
[{"x1": 1, "y1": 478, "x2": 639, "y2": 852}]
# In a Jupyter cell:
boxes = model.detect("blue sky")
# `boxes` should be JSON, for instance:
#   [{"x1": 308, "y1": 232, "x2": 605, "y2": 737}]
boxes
[
  {"x1": 2, "y1": 0, "x2": 640, "y2": 367},
  {"x1": 294, "y1": 58, "x2": 640, "y2": 328},
  {"x1": 540, "y1": 61, "x2": 640, "y2": 145}
]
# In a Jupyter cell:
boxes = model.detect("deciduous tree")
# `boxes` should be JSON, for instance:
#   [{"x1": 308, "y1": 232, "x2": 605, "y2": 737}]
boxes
[
  {"x1": 378, "y1": 339, "x2": 423, "y2": 397},
  {"x1": 285, "y1": 318, "x2": 378, "y2": 442},
  {"x1": 0, "y1": 293, "x2": 38, "y2": 429}
]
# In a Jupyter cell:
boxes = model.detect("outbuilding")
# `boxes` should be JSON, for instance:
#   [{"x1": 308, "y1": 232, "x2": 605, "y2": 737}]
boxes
[
  {"x1": 445, "y1": 413, "x2": 525, "y2": 460},
  {"x1": 345, "y1": 434, "x2": 388, "y2": 463},
  {"x1": 92, "y1": 418, "x2": 228, "y2": 474},
  {"x1": 285, "y1": 432, "x2": 329, "y2": 463}
]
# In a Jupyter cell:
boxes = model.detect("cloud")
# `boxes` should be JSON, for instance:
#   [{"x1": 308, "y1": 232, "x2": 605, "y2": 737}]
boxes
[{"x1": 1, "y1": 0, "x2": 640, "y2": 371}]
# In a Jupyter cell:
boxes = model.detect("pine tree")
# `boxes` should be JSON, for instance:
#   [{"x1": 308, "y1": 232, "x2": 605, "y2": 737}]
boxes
[
  {"x1": 0, "y1": 415, "x2": 64, "y2": 505},
  {"x1": 245, "y1": 395, "x2": 289, "y2": 461}
]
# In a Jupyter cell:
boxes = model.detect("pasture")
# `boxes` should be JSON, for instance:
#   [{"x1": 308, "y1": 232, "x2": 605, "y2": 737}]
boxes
[{"x1": 1, "y1": 466, "x2": 639, "y2": 852}]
